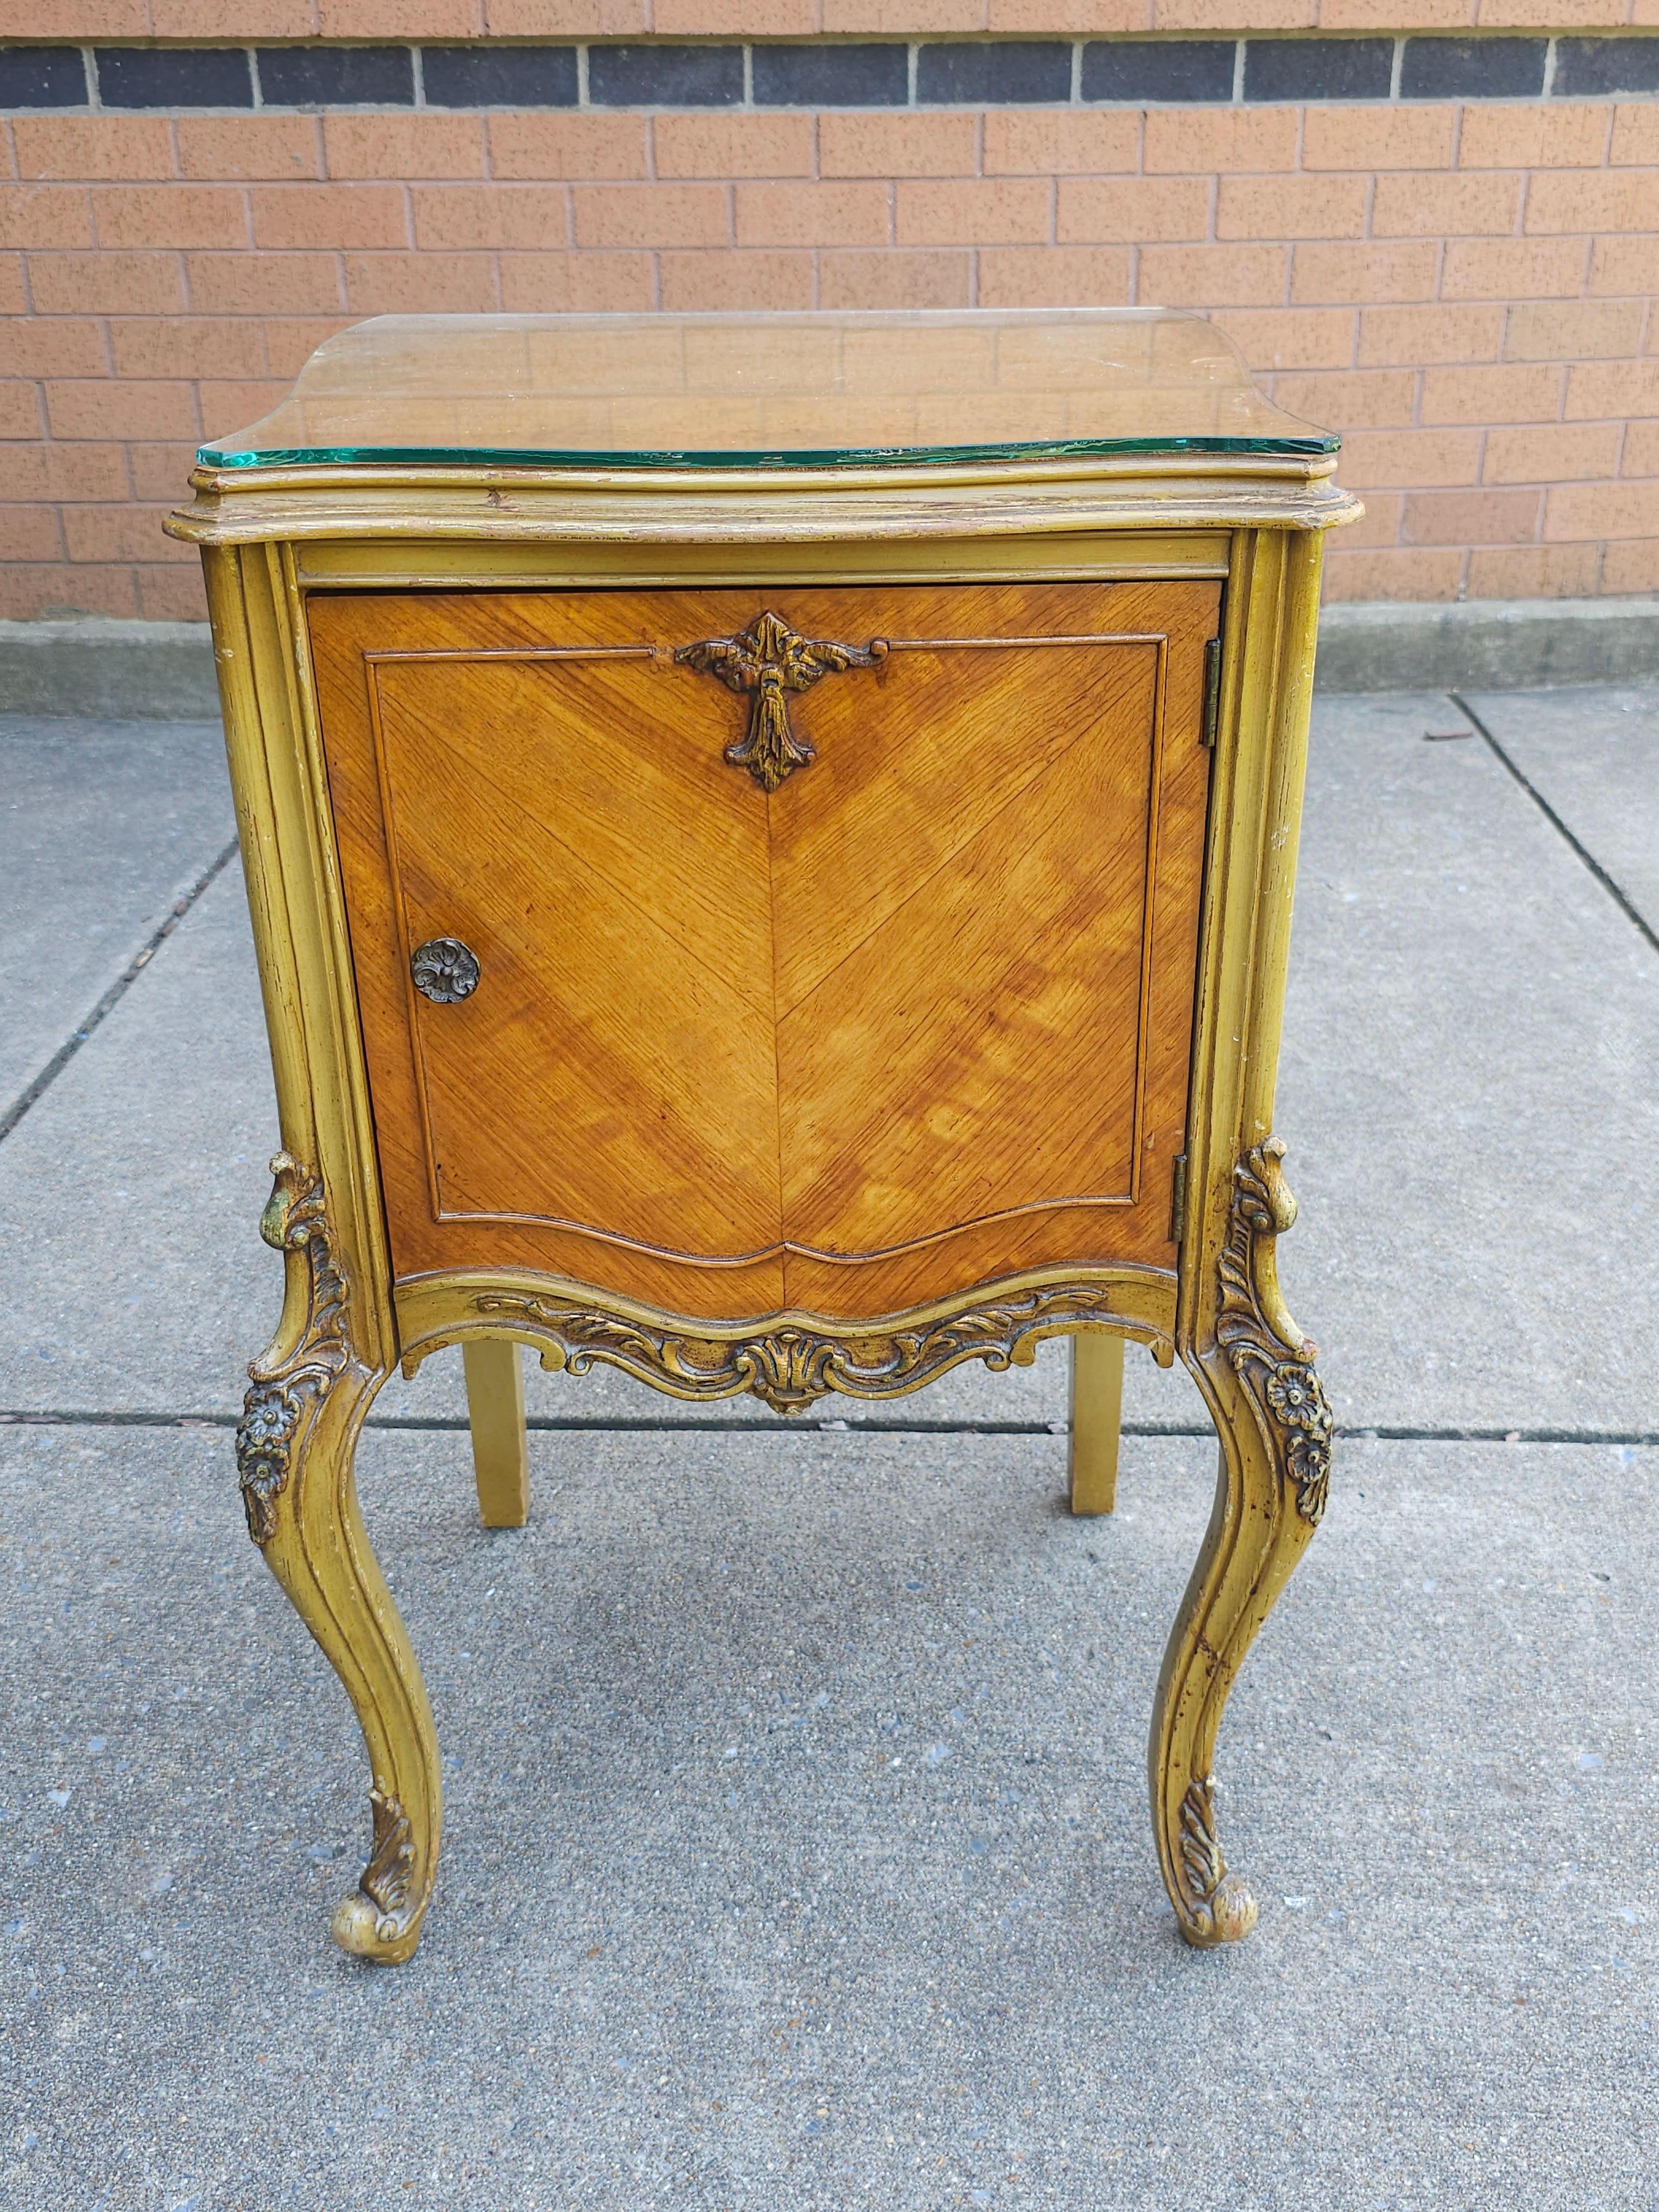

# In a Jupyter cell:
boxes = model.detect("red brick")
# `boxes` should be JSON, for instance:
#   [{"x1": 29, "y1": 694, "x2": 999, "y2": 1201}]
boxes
[
  {"x1": 1321, "y1": 545, "x2": 1466, "y2": 599},
  {"x1": 1059, "y1": 178, "x2": 1206, "y2": 243},
  {"x1": 1270, "y1": 368, "x2": 1416, "y2": 429},
  {"x1": 62, "y1": 502, "x2": 195, "y2": 563},
  {"x1": 109, "y1": 317, "x2": 267, "y2": 380},
  {"x1": 488, "y1": 114, "x2": 649, "y2": 181},
  {"x1": 1207, "y1": 309, "x2": 1357, "y2": 369},
  {"x1": 655, "y1": 0, "x2": 813, "y2": 23},
  {"x1": 152, "y1": 0, "x2": 315, "y2": 30},
  {"x1": 0, "y1": 319, "x2": 106, "y2": 377},
  {"x1": 1143, "y1": 109, "x2": 1297, "y2": 175},
  {"x1": 1485, "y1": 0, "x2": 1627, "y2": 19},
  {"x1": 993, "y1": 0, "x2": 1147, "y2": 18},
  {"x1": 28, "y1": 251, "x2": 186, "y2": 315},
  {"x1": 0, "y1": 187, "x2": 92, "y2": 250},
  {"x1": 0, "y1": 442, "x2": 127, "y2": 501},
  {"x1": 1420, "y1": 362, "x2": 1563, "y2": 424},
  {"x1": 324, "y1": 114, "x2": 484, "y2": 181},
  {"x1": 496, "y1": 251, "x2": 655, "y2": 311},
  {"x1": 253, "y1": 184, "x2": 408, "y2": 250},
  {"x1": 260, "y1": 318, "x2": 352, "y2": 377},
  {"x1": 1321, "y1": 488, "x2": 1402, "y2": 547},
  {"x1": 178, "y1": 117, "x2": 322, "y2": 182},
  {"x1": 1219, "y1": 173, "x2": 1369, "y2": 241},
  {"x1": 0, "y1": 257, "x2": 20, "y2": 315},
  {"x1": 1339, "y1": 427, "x2": 1483, "y2": 487},
  {"x1": 1302, "y1": 104, "x2": 1454, "y2": 170},
  {"x1": 1564, "y1": 359, "x2": 1659, "y2": 420},
  {"x1": 14, "y1": 118, "x2": 174, "y2": 183},
  {"x1": 1401, "y1": 487, "x2": 1541, "y2": 543},
  {"x1": 1602, "y1": 539, "x2": 1659, "y2": 593},
  {"x1": 822, "y1": 0, "x2": 984, "y2": 24},
  {"x1": 1159, "y1": 0, "x2": 1310, "y2": 20},
  {"x1": 0, "y1": 381, "x2": 43, "y2": 440},
  {"x1": 409, "y1": 183, "x2": 564, "y2": 249},
  {"x1": 1483, "y1": 421, "x2": 1622, "y2": 483},
  {"x1": 658, "y1": 249, "x2": 816, "y2": 310},
  {"x1": 743, "y1": 182, "x2": 894, "y2": 248},
  {"x1": 1588, "y1": 237, "x2": 1659, "y2": 296},
  {"x1": 0, "y1": 564, "x2": 138, "y2": 619},
  {"x1": 317, "y1": 0, "x2": 479, "y2": 28},
  {"x1": 1442, "y1": 237, "x2": 1588, "y2": 302},
  {"x1": 11, "y1": 0, "x2": 147, "y2": 23},
  {"x1": 1291, "y1": 241, "x2": 1438, "y2": 304},
  {"x1": 817, "y1": 249, "x2": 973, "y2": 308},
  {"x1": 1138, "y1": 244, "x2": 1288, "y2": 307},
  {"x1": 199, "y1": 381, "x2": 291, "y2": 442},
  {"x1": 1466, "y1": 542, "x2": 1601, "y2": 598},
  {"x1": 978, "y1": 244, "x2": 1132, "y2": 305},
  {"x1": 92, "y1": 186, "x2": 248, "y2": 251},
  {"x1": 1545, "y1": 479, "x2": 1659, "y2": 541},
  {"x1": 185, "y1": 251, "x2": 345, "y2": 315},
  {"x1": 137, "y1": 565, "x2": 210, "y2": 620},
  {"x1": 571, "y1": 184, "x2": 730, "y2": 249},
  {"x1": 1610, "y1": 105, "x2": 1659, "y2": 168},
  {"x1": 1358, "y1": 304, "x2": 1505, "y2": 366},
  {"x1": 983, "y1": 111, "x2": 1138, "y2": 176},
  {"x1": 129, "y1": 441, "x2": 206, "y2": 500},
  {"x1": 343, "y1": 252, "x2": 499, "y2": 313},
  {"x1": 0, "y1": 504, "x2": 64, "y2": 560},
  {"x1": 1457, "y1": 103, "x2": 1608, "y2": 169},
  {"x1": 47, "y1": 379, "x2": 199, "y2": 441},
  {"x1": 654, "y1": 115, "x2": 814, "y2": 181},
  {"x1": 1505, "y1": 300, "x2": 1646, "y2": 361},
  {"x1": 1373, "y1": 171, "x2": 1521, "y2": 237},
  {"x1": 1526, "y1": 170, "x2": 1658, "y2": 236},
  {"x1": 820, "y1": 114, "x2": 978, "y2": 179},
  {"x1": 484, "y1": 0, "x2": 649, "y2": 30}
]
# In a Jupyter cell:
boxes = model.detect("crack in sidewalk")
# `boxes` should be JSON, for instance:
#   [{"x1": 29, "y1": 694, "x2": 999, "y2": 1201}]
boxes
[
  {"x1": 1451, "y1": 691, "x2": 1659, "y2": 957},
  {"x1": 0, "y1": 835, "x2": 241, "y2": 1146},
  {"x1": 1, "y1": 1407, "x2": 1655, "y2": 1447}
]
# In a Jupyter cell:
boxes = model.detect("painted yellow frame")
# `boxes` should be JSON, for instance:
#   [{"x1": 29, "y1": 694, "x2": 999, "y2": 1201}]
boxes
[{"x1": 170, "y1": 441, "x2": 1356, "y2": 1964}]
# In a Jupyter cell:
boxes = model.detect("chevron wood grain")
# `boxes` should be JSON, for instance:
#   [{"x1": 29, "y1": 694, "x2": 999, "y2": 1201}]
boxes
[{"x1": 310, "y1": 577, "x2": 1218, "y2": 1318}]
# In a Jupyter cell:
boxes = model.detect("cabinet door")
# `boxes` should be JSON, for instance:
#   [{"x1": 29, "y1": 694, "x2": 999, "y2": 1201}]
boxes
[
  {"x1": 310, "y1": 578, "x2": 1217, "y2": 1321},
  {"x1": 310, "y1": 587, "x2": 788, "y2": 1316}
]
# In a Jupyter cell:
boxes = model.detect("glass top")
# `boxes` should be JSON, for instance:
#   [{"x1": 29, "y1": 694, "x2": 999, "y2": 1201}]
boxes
[{"x1": 199, "y1": 310, "x2": 1336, "y2": 472}]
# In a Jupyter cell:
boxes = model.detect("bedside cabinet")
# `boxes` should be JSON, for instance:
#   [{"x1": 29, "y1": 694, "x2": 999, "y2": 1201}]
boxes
[{"x1": 168, "y1": 309, "x2": 1358, "y2": 1963}]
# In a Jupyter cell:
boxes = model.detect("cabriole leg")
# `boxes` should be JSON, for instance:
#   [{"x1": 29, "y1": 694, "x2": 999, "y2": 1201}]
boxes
[
  {"x1": 236, "y1": 1154, "x2": 441, "y2": 1965},
  {"x1": 463, "y1": 1337, "x2": 529, "y2": 1528},
  {"x1": 1068, "y1": 1332, "x2": 1123, "y2": 1515},
  {"x1": 1150, "y1": 1139, "x2": 1332, "y2": 1948}
]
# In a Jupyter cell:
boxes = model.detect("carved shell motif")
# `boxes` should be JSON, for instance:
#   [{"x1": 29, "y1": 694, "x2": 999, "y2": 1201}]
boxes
[{"x1": 472, "y1": 1281, "x2": 1147, "y2": 1416}]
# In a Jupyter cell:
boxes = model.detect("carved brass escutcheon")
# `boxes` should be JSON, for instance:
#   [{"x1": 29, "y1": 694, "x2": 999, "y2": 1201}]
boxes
[{"x1": 675, "y1": 609, "x2": 888, "y2": 791}]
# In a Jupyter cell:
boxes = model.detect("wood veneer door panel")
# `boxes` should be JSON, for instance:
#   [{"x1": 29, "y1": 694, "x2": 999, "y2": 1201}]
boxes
[
  {"x1": 309, "y1": 589, "x2": 786, "y2": 1311},
  {"x1": 312, "y1": 577, "x2": 1213, "y2": 1324},
  {"x1": 771, "y1": 577, "x2": 1218, "y2": 1310}
]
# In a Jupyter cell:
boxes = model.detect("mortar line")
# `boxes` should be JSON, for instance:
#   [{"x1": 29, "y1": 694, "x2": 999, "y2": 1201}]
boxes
[
  {"x1": 1451, "y1": 692, "x2": 1659, "y2": 957},
  {"x1": 0, "y1": 835, "x2": 241, "y2": 1147},
  {"x1": 2, "y1": 1408, "x2": 1655, "y2": 1447}
]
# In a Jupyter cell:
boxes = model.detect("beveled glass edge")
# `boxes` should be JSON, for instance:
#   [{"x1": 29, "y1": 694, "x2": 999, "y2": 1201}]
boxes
[{"x1": 197, "y1": 431, "x2": 1342, "y2": 471}]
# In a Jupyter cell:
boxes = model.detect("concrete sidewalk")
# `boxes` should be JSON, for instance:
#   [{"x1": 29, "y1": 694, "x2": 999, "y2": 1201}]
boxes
[{"x1": 1, "y1": 684, "x2": 1656, "y2": 2210}]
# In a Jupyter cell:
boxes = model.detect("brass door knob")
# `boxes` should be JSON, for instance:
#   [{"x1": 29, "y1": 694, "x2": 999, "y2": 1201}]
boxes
[{"x1": 410, "y1": 937, "x2": 480, "y2": 1004}]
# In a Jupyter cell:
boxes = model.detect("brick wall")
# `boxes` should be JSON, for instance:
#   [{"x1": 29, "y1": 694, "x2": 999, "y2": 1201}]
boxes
[{"x1": 2, "y1": 20, "x2": 1657, "y2": 619}]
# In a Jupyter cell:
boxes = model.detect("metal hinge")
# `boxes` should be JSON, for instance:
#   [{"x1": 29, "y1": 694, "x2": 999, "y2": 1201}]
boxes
[
  {"x1": 1201, "y1": 638, "x2": 1222, "y2": 748},
  {"x1": 1170, "y1": 1153, "x2": 1188, "y2": 1244}
]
